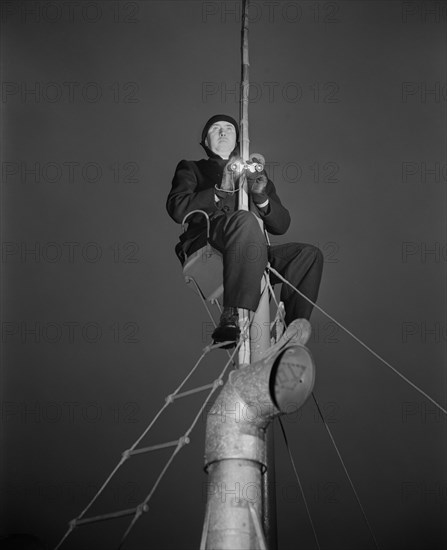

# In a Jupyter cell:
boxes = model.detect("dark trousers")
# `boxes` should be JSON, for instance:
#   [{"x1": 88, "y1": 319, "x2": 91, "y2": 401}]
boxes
[{"x1": 209, "y1": 210, "x2": 324, "y2": 324}]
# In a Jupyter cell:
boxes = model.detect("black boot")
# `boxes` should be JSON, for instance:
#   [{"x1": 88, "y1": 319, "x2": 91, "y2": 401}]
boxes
[{"x1": 212, "y1": 307, "x2": 240, "y2": 347}]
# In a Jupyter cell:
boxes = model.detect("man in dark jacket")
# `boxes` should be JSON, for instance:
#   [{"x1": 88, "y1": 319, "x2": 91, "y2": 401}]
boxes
[{"x1": 167, "y1": 114, "x2": 323, "y2": 345}]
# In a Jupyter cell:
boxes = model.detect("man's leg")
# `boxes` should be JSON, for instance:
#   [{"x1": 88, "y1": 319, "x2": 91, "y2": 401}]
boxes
[
  {"x1": 268, "y1": 243, "x2": 324, "y2": 325},
  {"x1": 209, "y1": 210, "x2": 268, "y2": 342}
]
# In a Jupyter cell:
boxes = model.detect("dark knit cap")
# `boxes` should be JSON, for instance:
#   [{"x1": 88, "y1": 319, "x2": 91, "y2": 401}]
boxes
[{"x1": 200, "y1": 114, "x2": 240, "y2": 146}]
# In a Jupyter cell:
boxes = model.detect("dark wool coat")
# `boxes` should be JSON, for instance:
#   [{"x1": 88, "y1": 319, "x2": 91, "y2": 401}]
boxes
[{"x1": 167, "y1": 156, "x2": 291, "y2": 264}]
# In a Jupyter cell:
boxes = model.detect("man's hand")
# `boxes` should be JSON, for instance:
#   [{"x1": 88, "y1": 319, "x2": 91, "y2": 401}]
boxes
[
  {"x1": 246, "y1": 157, "x2": 268, "y2": 205},
  {"x1": 247, "y1": 170, "x2": 267, "y2": 195},
  {"x1": 218, "y1": 156, "x2": 244, "y2": 192}
]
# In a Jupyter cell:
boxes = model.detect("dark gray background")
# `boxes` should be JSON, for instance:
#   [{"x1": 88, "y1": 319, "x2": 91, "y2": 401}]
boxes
[{"x1": 1, "y1": 1, "x2": 446, "y2": 549}]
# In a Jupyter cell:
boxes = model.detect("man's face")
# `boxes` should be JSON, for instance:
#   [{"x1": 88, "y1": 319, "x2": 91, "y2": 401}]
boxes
[{"x1": 205, "y1": 121, "x2": 237, "y2": 159}]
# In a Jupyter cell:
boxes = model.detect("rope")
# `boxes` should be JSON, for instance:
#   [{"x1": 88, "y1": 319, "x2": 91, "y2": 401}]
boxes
[
  {"x1": 265, "y1": 272, "x2": 281, "y2": 317},
  {"x1": 311, "y1": 393, "x2": 381, "y2": 550},
  {"x1": 54, "y1": 340, "x2": 235, "y2": 550},
  {"x1": 201, "y1": 264, "x2": 378, "y2": 548},
  {"x1": 55, "y1": 259, "x2": 439, "y2": 549},
  {"x1": 267, "y1": 265, "x2": 447, "y2": 416},
  {"x1": 189, "y1": 277, "x2": 238, "y2": 367},
  {"x1": 265, "y1": 268, "x2": 287, "y2": 336},
  {"x1": 117, "y1": 341, "x2": 243, "y2": 549},
  {"x1": 278, "y1": 417, "x2": 321, "y2": 550},
  {"x1": 248, "y1": 502, "x2": 268, "y2": 550}
]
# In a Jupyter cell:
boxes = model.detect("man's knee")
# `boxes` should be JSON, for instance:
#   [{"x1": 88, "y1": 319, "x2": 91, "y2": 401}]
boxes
[
  {"x1": 224, "y1": 211, "x2": 265, "y2": 244},
  {"x1": 224, "y1": 211, "x2": 267, "y2": 263},
  {"x1": 280, "y1": 243, "x2": 323, "y2": 264},
  {"x1": 299, "y1": 245, "x2": 324, "y2": 274},
  {"x1": 225, "y1": 209, "x2": 259, "y2": 229}
]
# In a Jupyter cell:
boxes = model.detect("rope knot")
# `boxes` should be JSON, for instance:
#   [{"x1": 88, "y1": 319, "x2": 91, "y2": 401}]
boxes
[
  {"x1": 136, "y1": 503, "x2": 149, "y2": 515},
  {"x1": 178, "y1": 435, "x2": 190, "y2": 447}
]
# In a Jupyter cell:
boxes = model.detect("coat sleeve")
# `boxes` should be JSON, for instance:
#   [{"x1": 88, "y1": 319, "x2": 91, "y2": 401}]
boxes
[
  {"x1": 166, "y1": 160, "x2": 218, "y2": 224},
  {"x1": 255, "y1": 178, "x2": 291, "y2": 235}
]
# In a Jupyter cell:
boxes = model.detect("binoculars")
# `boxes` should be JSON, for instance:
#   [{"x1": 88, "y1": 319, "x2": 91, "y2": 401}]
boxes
[{"x1": 227, "y1": 154, "x2": 265, "y2": 174}]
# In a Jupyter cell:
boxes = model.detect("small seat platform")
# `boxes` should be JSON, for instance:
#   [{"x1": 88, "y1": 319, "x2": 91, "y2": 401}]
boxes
[
  {"x1": 183, "y1": 244, "x2": 223, "y2": 301},
  {"x1": 181, "y1": 210, "x2": 223, "y2": 301}
]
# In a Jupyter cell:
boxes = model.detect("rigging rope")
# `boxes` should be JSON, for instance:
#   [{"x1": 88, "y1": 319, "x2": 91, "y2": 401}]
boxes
[
  {"x1": 311, "y1": 394, "x2": 381, "y2": 550},
  {"x1": 188, "y1": 276, "x2": 238, "y2": 367},
  {"x1": 54, "y1": 339, "x2": 241, "y2": 550},
  {"x1": 118, "y1": 340, "x2": 241, "y2": 548},
  {"x1": 278, "y1": 417, "x2": 322, "y2": 550},
  {"x1": 55, "y1": 261, "x2": 444, "y2": 549},
  {"x1": 267, "y1": 268, "x2": 378, "y2": 550},
  {"x1": 267, "y1": 265, "x2": 447, "y2": 416}
]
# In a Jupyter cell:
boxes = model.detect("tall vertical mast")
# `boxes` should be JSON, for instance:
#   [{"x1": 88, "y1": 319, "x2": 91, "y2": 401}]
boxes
[
  {"x1": 237, "y1": 0, "x2": 251, "y2": 366},
  {"x1": 239, "y1": 0, "x2": 250, "y2": 170},
  {"x1": 238, "y1": 2, "x2": 277, "y2": 547}
]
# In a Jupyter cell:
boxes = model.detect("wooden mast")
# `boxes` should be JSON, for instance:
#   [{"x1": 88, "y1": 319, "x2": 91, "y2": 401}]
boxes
[
  {"x1": 238, "y1": 1, "x2": 278, "y2": 547},
  {"x1": 237, "y1": 0, "x2": 251, "y2": 367}
]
